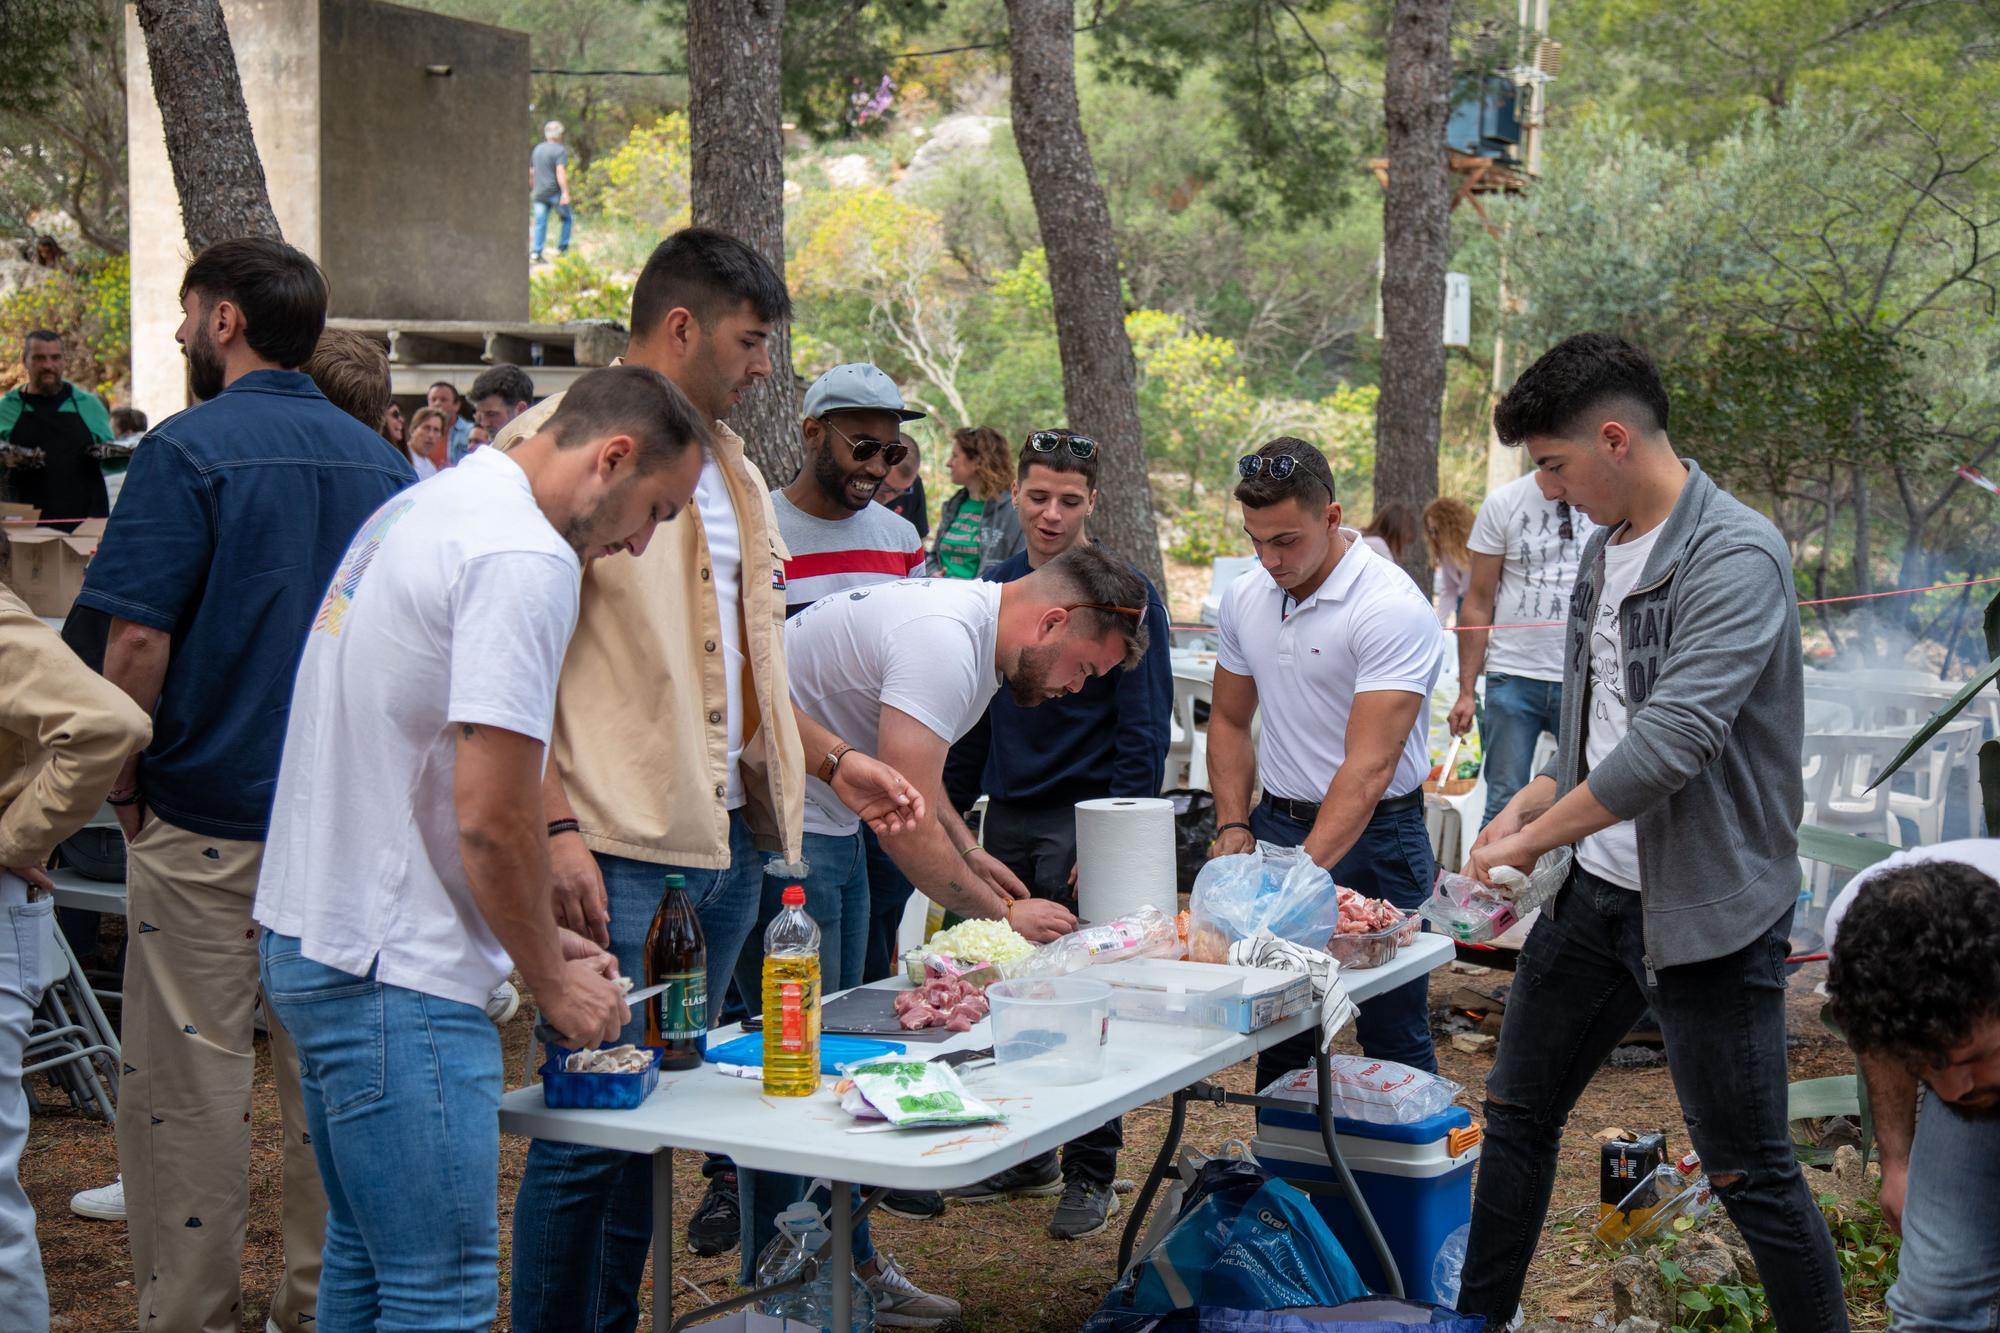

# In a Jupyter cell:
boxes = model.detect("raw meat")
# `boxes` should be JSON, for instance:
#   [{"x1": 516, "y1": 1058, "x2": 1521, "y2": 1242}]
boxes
[
  {"x1": 1334, "y1": 885, "x2": 1403, "y2": 935},
  {"x1": 898, "y1": 1002, "x2": 942, "y2": 1030},
  {"x1": 896, "y1": 965, "x2": 991, "y2": 1032}
]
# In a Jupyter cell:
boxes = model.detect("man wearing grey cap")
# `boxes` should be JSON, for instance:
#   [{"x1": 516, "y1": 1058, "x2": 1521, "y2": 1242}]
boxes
[{"x1": 771, "y1": 363, "x2": 928, "y2": 616}]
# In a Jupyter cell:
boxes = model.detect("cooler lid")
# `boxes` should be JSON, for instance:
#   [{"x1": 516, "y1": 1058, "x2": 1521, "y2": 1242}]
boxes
[{"x1": 1258, "y1": 1100, "x2": 1472, "y2": 1144}]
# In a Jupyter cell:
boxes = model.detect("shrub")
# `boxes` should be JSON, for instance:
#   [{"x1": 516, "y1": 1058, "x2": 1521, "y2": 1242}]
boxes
[{"x1": 0, "y1": 253, "x2": 129, "y2": 398}]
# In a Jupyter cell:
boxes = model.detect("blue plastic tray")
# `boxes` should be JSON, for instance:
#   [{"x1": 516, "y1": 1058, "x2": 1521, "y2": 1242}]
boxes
[
  {"x1": 704, "y1": 1032, "x2": 905, "y2": 1074},
  {"x1": 539, "y1": 1045, "x2": 664, "y2": 1109}
]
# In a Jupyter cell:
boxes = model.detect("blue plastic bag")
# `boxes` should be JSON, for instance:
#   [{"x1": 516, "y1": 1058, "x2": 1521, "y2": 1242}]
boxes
[
  {"x1": 1085, "y1": 1162, "x2": 1370, "y2": 1332},
  {"x1": 1091, "y1": 1301, "x2": 1482, "y2": 1332}
]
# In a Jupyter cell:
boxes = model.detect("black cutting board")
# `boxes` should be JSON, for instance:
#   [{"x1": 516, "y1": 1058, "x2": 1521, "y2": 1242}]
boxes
[{"x1": 742, "y1": 987, "x2": 957, "y2": 1042}]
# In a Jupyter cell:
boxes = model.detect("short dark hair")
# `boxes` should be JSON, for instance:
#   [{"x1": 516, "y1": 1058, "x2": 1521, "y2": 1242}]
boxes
[
  {"x1": 545, "y1": 365, "x2": 708, "y2": 472},
  {"x1": 1233, "y1": 436, "x2": 1336, "y2": 509},
  {"x1": 429, "y1": 380, "x2": 461, "y2": 403},
  {"x1": 1828, "y1": 859, "x2": 2000, "y2": 1068},
  {"x1": 1041, "y1": 543, "x2": 1151, "y2": 670},
  {"x1": 304, "y1": 329, "x2": 392, "y2": 430},
  {"x1": 470, "y1": 363, "x2": 535, "y2": 408},
  {"x1": 1016, "y1": 429, "x2": 1099, "y2": 488},
  {"x1": 23, "y1": 329, "x2": 60, "y2": 359},
  {"x1": 179, "y1": 237, "x2": 328, "y2": 370},
  {"x1": 1493, "y1": 332, "x2": 1670, "y2": 446},
  {"x1": 111, "y1": 407, "x2": 148, "y2": 435},
  {"x1": 630, "y1": 227, "x2": 791, "y2": 339}
]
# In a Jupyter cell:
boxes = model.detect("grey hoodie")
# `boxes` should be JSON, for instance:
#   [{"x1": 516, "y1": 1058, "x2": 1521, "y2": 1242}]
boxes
[{"x1": 1542, "y1": 459, "x2": 1803, "y2": 970}]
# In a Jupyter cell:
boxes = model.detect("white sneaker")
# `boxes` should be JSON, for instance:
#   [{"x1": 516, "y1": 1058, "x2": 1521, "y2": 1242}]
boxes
[
  {"x1": 865, "y1": 1250, "x2": 960, "y2": 1328},
  {"x1": 70, "y1": 1176, "x2": 124, "y2": 1221},
  {"x1": 485, "y1": 980, "x2": 520, "y2": 1025}
]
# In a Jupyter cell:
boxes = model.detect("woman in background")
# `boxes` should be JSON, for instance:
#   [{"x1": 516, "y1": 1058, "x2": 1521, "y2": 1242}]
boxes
[
  {"x1": 1360, "y1": 501, "x2": 1421, "y2": 565},
  {"x1": 932, "y1": 424, "x2": 1023, "y2": 577},
  {"x1": 380, "y1": 402, "x2": 406, "y2": 460},
  {"x1": 1424, "y1": 495, "x2": 1475, "y2": 626},
  {"x1": 404, "y1": 406, "x2": 448, "y2": 480}
]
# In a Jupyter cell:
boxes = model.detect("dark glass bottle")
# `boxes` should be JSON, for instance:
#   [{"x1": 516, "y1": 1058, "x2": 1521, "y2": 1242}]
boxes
[{"x1": 643, "y1": 873, "x2": 707, "y2": 1070}]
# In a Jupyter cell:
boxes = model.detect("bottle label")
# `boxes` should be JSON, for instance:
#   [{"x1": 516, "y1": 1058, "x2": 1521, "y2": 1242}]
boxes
[
  {"x1": 652, "y1": 970, "x2": 706, "y2": 1041},
  {"x1": 778, "y1": 981, "x2": 805, "y2": 1053}
]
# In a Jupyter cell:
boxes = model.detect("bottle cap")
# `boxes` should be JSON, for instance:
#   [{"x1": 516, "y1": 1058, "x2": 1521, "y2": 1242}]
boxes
[
  {"x1": 664, "y1": 873, "x2": 686, "y2": 891},
  {"x1": 783, "y1": 884, "x2": 805, "y2": 907},
  {"x1": 1677, "y1": 1152, "x2": 1701, "y2": 1175}
]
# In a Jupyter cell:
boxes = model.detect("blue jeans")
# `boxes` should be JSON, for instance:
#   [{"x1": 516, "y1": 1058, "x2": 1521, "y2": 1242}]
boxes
[
  {"x1": 861, "y1": 826, "x2": 916, "y2": 983},
  {"x1": 0, "y1": 877, "x2": 55, "y2": 1333},
  {"x1": 1458, "y1": 869, "x2": 1846, "y2": 1332},
  {"x1": 1480, "y1": 673, "x2": 1562, "y2": 828},
  {"x1": 260, "y1": 931, "x2": 502, "y2": 1333},
  {"x1": 1248, "y1": 795, "x2": 1438, "y2": 1090},
  {"x1": 530, "y1": 198, "x2": 572, "y2": 256},
  {"x1": 511, "y1": 814, "x2": 766, "y2": 1333},
  {"x1": 733, "y1": 830, "x2": 875, "y2": 1284},
  {"x1": 1889, "y1": 1087, "x2": 2000, "y2": 1331}
]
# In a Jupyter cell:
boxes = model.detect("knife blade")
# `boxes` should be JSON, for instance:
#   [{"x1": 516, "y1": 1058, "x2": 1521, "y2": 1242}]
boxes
[{"x1": 623, "y1": 981, "x2": 669, "y2": 1013}]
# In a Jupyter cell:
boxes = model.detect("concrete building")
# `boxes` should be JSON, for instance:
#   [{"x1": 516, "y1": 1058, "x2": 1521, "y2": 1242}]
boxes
[{"x1": 126, "y1": 0, "x2": 530, "y2": 421}]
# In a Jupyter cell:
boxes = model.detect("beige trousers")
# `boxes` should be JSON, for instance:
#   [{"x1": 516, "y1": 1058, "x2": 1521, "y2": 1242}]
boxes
[{"x1": 116, "y1": 816, "x2": 324, "y2": 1332}]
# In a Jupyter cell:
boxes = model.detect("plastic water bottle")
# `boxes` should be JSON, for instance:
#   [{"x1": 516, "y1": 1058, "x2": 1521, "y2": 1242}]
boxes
[
  {"x1": 754, "y1": 1200, "x2": 875, "y2": 1330},
  {"x1": 762, "y1": 884, "x2": 822, "y2": 1097}
]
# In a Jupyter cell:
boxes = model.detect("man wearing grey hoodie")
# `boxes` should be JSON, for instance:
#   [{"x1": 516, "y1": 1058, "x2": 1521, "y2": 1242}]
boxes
[{"x1": 1456, "y1": 334, "x2": 1844, "y2": 1332}]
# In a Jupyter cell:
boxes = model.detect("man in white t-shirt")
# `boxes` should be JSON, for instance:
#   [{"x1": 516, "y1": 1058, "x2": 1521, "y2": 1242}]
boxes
[
  {"x1": 1447, "y1": 469, "x2": 1594, "y2": 828},
  {"x1": 1207, "y1": 437, "x2": 1447, "y2": 1089},
  {"x1": 1826, "y1": 840, "x2": 2000, "y2": 1333},
  {"x1": 252, "y1": 366, "x2": 707, "y2": 1331},
  {"x1": 736, "y1": 545, "x2": 1152, "y2": 1293}
]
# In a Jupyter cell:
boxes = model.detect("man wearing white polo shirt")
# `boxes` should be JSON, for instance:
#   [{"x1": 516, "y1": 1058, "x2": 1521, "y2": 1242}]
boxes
[{"x1": 1208, "y1": 437, "x2": 1446, "y2": 1086}]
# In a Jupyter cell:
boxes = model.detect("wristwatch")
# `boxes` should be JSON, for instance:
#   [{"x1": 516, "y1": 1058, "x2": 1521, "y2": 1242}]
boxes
[{"x1": 816, "y1": 744, "x2": 852, "y2": 784}]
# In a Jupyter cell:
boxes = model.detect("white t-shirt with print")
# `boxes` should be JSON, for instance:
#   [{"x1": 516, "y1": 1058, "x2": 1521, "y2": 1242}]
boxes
[
  {"x1": 695, "y1": 456, "x2": 748, "y2": 810},
  {"x1": 1576, "y1": 522, "x2": 1664, "y2": 891},
  {"x1": 254, "y1": 447, "x2": 582, "y2": 1008},
  {"x1": 785, "y1": 578, "x2": 1003, "y2": 836},
  {"x1": 1468, "y1": 472, "x2": 1595, "y2": 681}
]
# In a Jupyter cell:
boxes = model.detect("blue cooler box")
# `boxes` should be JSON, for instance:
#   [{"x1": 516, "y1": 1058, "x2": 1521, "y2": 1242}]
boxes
[{"x1": 1251, "y1": 1101, "x2": 1482, "y2": 1302}]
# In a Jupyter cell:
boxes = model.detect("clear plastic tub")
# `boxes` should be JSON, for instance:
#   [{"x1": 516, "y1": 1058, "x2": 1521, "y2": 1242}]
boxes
[
  {"x1": 987, "y1": 977, "x2": 1111, "y2": 1084},
  {"x1": 1326, "y1": 907, "x2": 1417, "y2": 969}
]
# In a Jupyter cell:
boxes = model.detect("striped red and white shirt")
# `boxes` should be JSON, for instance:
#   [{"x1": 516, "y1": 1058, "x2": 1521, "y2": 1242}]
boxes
[{"x1": 770, "y1": 490, "x2": 926, "y2": 617}]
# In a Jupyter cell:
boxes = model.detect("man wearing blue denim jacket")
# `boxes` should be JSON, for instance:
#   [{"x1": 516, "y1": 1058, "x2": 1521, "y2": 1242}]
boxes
[{"x1": 1457, "y1": 333, "x2": 1845, "y2": 1332}]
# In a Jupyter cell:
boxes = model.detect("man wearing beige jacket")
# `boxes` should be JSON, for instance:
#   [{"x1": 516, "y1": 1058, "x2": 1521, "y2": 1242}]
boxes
[{"x1": 0, "y1": 585, "x2": 152, "y2": 1332}]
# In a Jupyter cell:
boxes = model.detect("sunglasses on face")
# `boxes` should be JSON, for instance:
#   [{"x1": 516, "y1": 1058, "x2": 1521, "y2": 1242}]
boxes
[
  {"x1": 821, "y1": 419, "x2": 910, "y2": 468},
  {"x1": 1027, "y1": 430, "x2": 1098, "y2": 460}
]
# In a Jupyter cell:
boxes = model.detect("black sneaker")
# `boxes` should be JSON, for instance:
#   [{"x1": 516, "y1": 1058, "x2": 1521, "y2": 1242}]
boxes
[
  {"x1": 1048, "y1": 1176, "x2": 1120, "y2": 1240},
  {"x1": 878, "y1": 1188, "x2": 946, "y2": 1220},
  {"x1": 686, "y1": 1171, "x2": 740, "y2": 1256},
  {"x1": 941, "y1": 1152, "x2": 1062, "y2": 1203}
]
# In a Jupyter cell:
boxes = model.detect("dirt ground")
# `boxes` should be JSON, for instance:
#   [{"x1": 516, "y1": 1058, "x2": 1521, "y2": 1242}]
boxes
[{"x1": 26, "y1": 960, "x2": 1862, "y2": 1332}]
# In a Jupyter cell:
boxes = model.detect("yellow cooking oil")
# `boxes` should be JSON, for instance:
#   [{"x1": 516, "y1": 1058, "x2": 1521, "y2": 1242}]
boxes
[{"x1": 760, "y1": 882, "x2": 822, "y2": 1097}]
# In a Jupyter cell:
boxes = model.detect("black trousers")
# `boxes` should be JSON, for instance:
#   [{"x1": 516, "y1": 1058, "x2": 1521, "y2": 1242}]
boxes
[{"x1": 983, "y1": 796, "x2": 1123, "y2": 1186}]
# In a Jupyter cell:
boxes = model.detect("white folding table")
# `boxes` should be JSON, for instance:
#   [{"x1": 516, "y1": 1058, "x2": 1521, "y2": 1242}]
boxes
[{"x1": 500, "y1": 933, "x2": 1453, "y2": 1331}]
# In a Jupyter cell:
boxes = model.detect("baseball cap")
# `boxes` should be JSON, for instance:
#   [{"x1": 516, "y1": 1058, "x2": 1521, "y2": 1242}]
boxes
[{"x1": 802, "y1": 363, "x2": 926, "y2": 422}]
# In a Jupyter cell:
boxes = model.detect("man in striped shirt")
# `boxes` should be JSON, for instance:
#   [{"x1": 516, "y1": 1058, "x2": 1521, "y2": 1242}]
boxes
[{"x1": 771, "y1": 363, "x2": 926, "y2": 616}]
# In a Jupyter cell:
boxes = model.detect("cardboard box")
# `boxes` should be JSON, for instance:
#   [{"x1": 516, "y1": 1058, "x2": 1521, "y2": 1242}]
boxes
[
  {"x1": 2, "y1": 518, "x2": 103, "y2": 618},
  {"x1": 1093, "y1": 957, "x2": 1314, "y2": 1033}
]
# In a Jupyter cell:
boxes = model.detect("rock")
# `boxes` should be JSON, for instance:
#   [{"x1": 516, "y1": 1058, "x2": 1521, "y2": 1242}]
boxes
[
  {"x1": 1830, "y1": 1143, "x2": 1879, "y2": 1201},
  {"x1": 1611, "y1": 1320, "x2": 1662, "y2": 1333},
  {"x1": 1450, "y1": 1032, "x2": 1497, "y2": 1054},
  {"x1": 895, "y1": 113, "x2": 1007, "y2": 196},
  {"x1": 1672, "y1": 1231, "x2": 1743, "y2": 1286},
  {"x1": 1594, "y1": 1126, "x2": 1635, "y2": 1144},
  {"x1": 824, "y1": 153, "x2": 876, "y2": 190},
  {"x1": 1610, "y1": 1254, "x2": 1675, "y2": 1326},
  {"x1": 1449, "y1": 961, "x2": 1493, "y2": 975}
]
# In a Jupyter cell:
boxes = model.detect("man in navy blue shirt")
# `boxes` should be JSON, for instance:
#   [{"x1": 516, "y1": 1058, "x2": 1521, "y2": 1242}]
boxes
[
  {"x1": 74, "y1": 237, "x2": 414, "y2": 1333},
  {"x1": 940, "y1": 428, "x2": 1173, "y2": 1240}
]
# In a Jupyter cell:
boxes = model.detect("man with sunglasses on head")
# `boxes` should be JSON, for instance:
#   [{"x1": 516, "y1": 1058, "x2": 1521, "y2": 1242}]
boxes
[
  {"x1": 936, "y1": 427, "x2": 1172, "y2": 1238},
  {"x1": 1446, "y1": 467, "x2": 1595, "y2": 831},
  {"x1": 1209, "y1": 437, "x2": 1446, "y2": 1088},
  {"x1": 772, "y1": 363, "x2": 927, "y2": 616}
]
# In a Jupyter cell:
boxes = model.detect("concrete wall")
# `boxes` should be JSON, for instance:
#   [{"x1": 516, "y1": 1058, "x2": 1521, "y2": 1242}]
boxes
[
  {"x1": 126, "y1": 0, "x2": 529, "y2": 422},
  {"x1": 318, "y1": 3, "x2": 528, "y2": 321}
]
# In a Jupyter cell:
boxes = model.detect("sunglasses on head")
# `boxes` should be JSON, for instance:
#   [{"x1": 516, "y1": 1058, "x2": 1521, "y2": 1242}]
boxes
[
  {"x1": 1237, "y1": 451, "x2": 1333, "y2": 498},
  {"x1": 1027, "y1": 430, "x2": 1098, "y2": 460},
  {"x1": 821, "y1": 419, "x2": 910, "y2": 467},
  {"x1": 1063, "y1": 602, "x2": 1143, "y2": 620}
]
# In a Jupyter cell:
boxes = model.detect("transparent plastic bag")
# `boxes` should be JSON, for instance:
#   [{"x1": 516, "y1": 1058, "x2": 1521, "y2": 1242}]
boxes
[
  {"x1": 1188, "y1": 842, "x2": 1339, "y2": 961},
  {"x1": 1431, "y1": 1222, "x2": 1470, "y2": 1309},
  {"x1": 1013, "y1": 904, "x2": 1181, "y2": 977},
  {"x1": 1259, "y1": 1055, "x2": 1463, "y2": 1125}
]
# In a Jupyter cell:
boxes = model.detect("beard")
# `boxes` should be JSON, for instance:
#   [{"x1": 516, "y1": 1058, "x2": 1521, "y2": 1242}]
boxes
[
  {"x1": 812, "y1": 445, "x2": 879, "y2": 511},
  {"x1": 558, "y1": 476, "x2": 633, "y2": 557},
  {"x1": 1006, "y1": 641, "x2": 1061, "y2": 706},
  {"x1": 185, "y1": 329, "x2": 226, "y2": 401}
]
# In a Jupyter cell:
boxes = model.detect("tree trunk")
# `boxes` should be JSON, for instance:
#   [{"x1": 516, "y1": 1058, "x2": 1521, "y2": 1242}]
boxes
[
  {"x1": 687, "y1": 0, "x2": 800, "y2": 484},
  {"x1": 1377, "y1": 0, "x2": 1453, "y2": 593},
  {"x1": 133, "y1": 0, "x2": 281, "y2": 251},
  {"x1": 1005, "y1": 0, "x2": 1166, "y2": 593}
]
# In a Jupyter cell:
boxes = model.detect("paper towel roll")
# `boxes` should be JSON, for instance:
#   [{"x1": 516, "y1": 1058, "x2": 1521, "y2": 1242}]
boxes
[{"x1": 1074, "y1": 796, "x2": 1179, "y2": 924}]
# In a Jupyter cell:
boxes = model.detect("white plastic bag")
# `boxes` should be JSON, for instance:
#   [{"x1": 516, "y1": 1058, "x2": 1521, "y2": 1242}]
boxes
[
  {"x1": 1189, "y1": 842, "x2": 1338, "y2": 960},
  {"x1": 1259, "y1": 1055, "x2": 1462, "y2": 1125}
]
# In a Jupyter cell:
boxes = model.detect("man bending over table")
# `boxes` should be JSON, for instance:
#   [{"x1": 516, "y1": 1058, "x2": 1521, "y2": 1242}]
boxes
[{"x1": 252, "y1": 367, "x2": 706, "y2": 1331}]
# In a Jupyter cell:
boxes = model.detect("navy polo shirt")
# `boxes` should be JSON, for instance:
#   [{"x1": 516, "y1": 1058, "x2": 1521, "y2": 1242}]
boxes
[{"x1": 77, "y1": 370, "x2": 416, "y2": 840}]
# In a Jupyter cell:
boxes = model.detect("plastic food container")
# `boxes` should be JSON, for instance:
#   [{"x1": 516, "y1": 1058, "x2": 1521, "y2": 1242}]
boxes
[
  {"x1": 1327, "y1": 907, "x2": 1417, "y2": 969},
  {"x1": 539, "y1": 1045, "x2": 664, "y2": 1109},
  {"x1": 987, "y1": 977, "x2": 1111, "y2": 1084}
]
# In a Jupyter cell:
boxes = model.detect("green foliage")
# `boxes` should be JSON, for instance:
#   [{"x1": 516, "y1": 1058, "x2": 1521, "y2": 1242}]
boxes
[
  {"x1": 582, "y1": 113, "x2": 691, "y2": 237},
  {"x1": 0, "y1": 253, "x2": 128, "y2": 397},
  {"x1": 1650, "y1": 1194, "x2": 1899, "y2": 1333},
  {"x1": 529, "y1": 251, "x2": 631, "y2": 324}
]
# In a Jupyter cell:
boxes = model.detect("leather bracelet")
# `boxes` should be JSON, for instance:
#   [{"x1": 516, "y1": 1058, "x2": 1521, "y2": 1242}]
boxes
[
  {"x1": 106, "y1": 790, "x2": 141, "y2": 807},
  {"x1": 817, "y1": 743, "x2": 852, "y2": 785},
  {"x1": 547, "y1": 818, "x2": 581, "y2": 837},
  {"x1": 1213, "y1": 821, "x2": 1251, "y2": 839}
]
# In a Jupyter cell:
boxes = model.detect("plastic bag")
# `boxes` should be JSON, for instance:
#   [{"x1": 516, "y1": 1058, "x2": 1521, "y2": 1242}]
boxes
[
  {"x1": 838, "y1": 1057, "x2": 1005, "y2": 1128},
  {"x1": 1083, "y1": 1306, "x2": 1483, "y2": 1333},
  {"x1": 1168, "y1": 789, "x2": 1219, "y2": 894},
  {"x1": 1260, "y1": 1057, "x2": 1463, "y2": 1126},
  {"x1": 1189, "y1": 843, "x2": 1339, "y2": 961},
  {"x1": 1014, "y1": 905, "x2": 1181, "y2": 978},
  {"x1": 1430, "y1": 1223, "x2": 1469, "y2": 1310}
]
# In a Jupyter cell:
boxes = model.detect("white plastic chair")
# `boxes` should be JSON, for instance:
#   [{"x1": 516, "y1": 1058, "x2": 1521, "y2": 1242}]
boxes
[
  {"x1": 1168, "y1": 670, "x2": 1214, "y2": 792},
  {"x1": 1885, "y1": 718, "x2": 1982, "y2": 846},
  {"x1": 1801, "y1": 731, "x2": 1906, "y2": 847}
]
